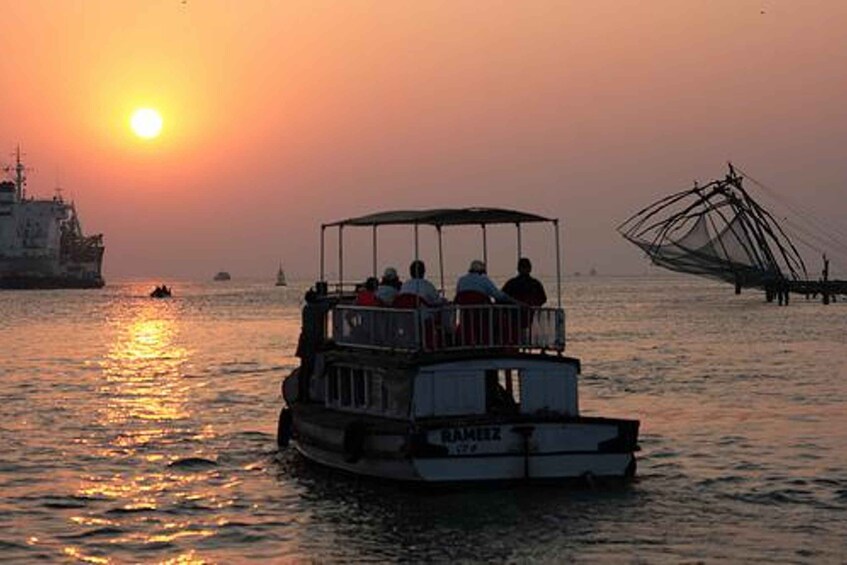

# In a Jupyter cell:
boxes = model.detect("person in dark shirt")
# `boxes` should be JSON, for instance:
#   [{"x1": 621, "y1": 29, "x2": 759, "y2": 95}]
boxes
[
  {"x1": 501, "y1": 258, "x2": 547, "y2": 344},
  {"x1": 502, "y1": 257, "x2": 547, "y2": 306}
]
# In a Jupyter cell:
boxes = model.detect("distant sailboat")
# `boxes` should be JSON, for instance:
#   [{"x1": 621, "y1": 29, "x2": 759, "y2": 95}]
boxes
[{"x1": 275, "y1": 264, "x2": 287, "y2": 286}]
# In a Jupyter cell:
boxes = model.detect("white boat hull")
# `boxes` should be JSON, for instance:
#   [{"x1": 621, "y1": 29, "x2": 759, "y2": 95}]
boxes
[
  {"x1": 413, "y1": 452, "x2": 634, "y2": 482},
  {"x1": 289, "y1": 414, "x2": 638, "y2": 484},
  {"x1": 294, "y1": 439, "x2": 634, "y2": 483}
]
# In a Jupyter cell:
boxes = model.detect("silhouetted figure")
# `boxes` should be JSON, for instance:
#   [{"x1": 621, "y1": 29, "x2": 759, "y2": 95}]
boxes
[
  {"x1": 296, "y1": 289, "x2": 330, "y2": 400},
  {"x1": 399, "y1": 260, "x2": 442, "y2": 305},
  {"x1": 355, "y1": 277, "x2": 380, "y2": 306},
  {"x1": 376, "y1": 267, "x2": 401, "y2": 305},
  {"x1": 455, "y1": 260, "x2": 509, "y2": 302},
  {"x1": 502, "y1": 258, "x2": 547, "y2": 307}
]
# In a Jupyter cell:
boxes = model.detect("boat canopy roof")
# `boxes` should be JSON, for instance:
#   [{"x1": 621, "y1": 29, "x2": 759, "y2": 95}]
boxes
[{"x1": 324, "y1": 207, "x2": 553, "y2": 228}]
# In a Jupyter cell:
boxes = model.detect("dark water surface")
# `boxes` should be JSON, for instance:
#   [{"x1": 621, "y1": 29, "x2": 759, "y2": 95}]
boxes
[{"x1": 1, "y1": 277, "x2": 845, "y2": 563}]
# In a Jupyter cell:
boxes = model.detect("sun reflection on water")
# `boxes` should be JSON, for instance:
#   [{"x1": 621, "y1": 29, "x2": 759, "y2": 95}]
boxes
[
  {"x1": 99, "y1": 304, "x2": 191, "y2": 426},
  {"x1": 67, "y1": 300, "x2": 226, "y2": 558}
]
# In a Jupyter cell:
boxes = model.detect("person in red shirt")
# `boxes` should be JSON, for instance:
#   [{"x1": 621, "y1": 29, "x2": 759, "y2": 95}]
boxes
[{"x1": 355, "y1": 277, "x2": 380, "y2": 306}]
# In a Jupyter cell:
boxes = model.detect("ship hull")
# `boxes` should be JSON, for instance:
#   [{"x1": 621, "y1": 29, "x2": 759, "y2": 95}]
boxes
[
  {"x1": 294, "y1": 439, "x2": 636, "y2": 485},
  {"x1": 0, "y1": 254, "x2": 104, "y2": 289},
  {"x1": 0, "y1": 275, "x2": 104, "y2": 289},
  {"x1": 287, "y1": 403, "x2": 639, "y2": 484}
]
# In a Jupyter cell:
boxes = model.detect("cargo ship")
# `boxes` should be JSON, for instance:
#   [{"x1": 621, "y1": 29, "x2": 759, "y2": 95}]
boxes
[{"x1": 0, "y1": 148, "x2": 104, "y2": 289}]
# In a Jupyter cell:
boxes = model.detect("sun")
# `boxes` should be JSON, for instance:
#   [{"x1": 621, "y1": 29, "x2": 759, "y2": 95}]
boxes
[{"x1": 130, "y1": 108, "x2": 163, "y2": 139}]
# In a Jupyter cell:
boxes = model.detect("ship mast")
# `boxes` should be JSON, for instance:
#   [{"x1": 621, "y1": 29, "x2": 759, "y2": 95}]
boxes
[
  {"x1": 14, "y1": 145, "x2": 26, "y2": 200},
  {"x1": 2, "y1": 145, "x2": 28, "y2": 201}
]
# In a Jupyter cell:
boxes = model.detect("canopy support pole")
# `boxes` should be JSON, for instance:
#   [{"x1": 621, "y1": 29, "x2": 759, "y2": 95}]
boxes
[
  {"x1": 414, "y1": 223, "x2": 420, "y2": 261},
  {"x1": 554, "y1": 220, "x2": 562, "y2": 311},
  {"x1": 437, "y1": 225, "x2": 445, "y2": 295},
  {"x1": 372, "y1": 226, "x2": 378, "y2": 278},
  {"x1": 320, "y1": 225, "x2": 326, "y2": 281},
  {"x1": 516, "y1": 223, "x2": 523, "y2": 263},
  {"x1": 338, "y1": 226, "x2": 344, "y2": 295},
  {"x1": 482, "y1": 224, "x2": 488, "y2": 266}
]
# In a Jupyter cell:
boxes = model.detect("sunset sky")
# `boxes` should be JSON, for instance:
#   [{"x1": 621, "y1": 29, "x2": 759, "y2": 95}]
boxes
[{"x1": 1, "y1": 0, "x2": 845, "y2": 280}]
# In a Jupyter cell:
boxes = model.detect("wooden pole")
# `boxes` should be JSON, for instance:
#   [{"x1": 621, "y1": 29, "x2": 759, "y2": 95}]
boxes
[
  {"x1": 372, "y1": 226, "x2": 378, "y2": 278},
  {"x1": 482, "y1": 224, "x2": 488, "y2": 266},
  {"x1": 437, "y1": 226, "x2": 445, "y2": 296},
  {"x1": 823, "y1": 254, "x2": 830, "y2": 305},
  {"x1": 338, "y1": 226, "x2": 344, "y2": 295},
  {"x1": 320, "y1": 225, "x2": 326, "y2": 282}
]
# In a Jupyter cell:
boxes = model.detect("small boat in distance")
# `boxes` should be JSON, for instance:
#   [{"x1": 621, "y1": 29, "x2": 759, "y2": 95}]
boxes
[
  {"x1": 150, "y1": 285, "x2": 171, "y2": 298},
  {"x1": 275, "y1": 264, "x2": 287, "y2": 286},
  {"x1": 213, "y1": 271, "x2": 231, "y2": 281},
  {"x1": 278, "y1": 207, "x2": 640, "y2": 485}
]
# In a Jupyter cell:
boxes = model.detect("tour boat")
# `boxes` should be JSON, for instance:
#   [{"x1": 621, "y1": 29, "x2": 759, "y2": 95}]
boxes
[{"x1": 278, "y1": 208, "x2": 639, "y2": 484}]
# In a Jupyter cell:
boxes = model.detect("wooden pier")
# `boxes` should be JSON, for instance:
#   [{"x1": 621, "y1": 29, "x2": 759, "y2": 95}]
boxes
[{"x1": 788, "y1": 280, "x2": 846, "y2": 303}]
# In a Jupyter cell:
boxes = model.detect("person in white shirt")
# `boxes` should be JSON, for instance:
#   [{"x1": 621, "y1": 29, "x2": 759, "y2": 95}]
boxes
[
  {"x1": 455, "y1": 260, "x2": 511, "y2": 302},
  {"x1": 399, "y1": 260, "x2": 443, "y2": 305}
]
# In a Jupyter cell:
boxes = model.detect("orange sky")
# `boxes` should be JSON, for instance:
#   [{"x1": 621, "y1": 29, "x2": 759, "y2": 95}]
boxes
[{"x1": 1, "y1": 0, "x2": 845, "y2": 280}]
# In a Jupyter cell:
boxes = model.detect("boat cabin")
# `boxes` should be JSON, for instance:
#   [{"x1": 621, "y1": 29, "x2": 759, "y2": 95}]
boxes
[{"x1": 310, "y1": 357, "x2": 579, "y2": 419}]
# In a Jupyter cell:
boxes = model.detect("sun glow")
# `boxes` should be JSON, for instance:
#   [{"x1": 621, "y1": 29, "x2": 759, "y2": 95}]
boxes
[{"x1": 130, "y1": 108, "x2": 163, "y2": 139}]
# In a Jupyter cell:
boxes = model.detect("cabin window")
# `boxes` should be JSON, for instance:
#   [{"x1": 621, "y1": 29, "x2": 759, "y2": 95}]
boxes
[
  {"x1": 324, "y1": 366, "x2": 380, "y2": 412},
  {"x1": 325, "y1": 365, "x2": 409, "y2": 416},
  {"x1": 486, "y1": 369, "x2": 520, "y2": 414},
  {"x1": 500, "y1": 369, "x2": 522, "y2": 405}
]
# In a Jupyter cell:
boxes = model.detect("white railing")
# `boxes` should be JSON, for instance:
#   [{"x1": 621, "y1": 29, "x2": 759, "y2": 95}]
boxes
[{"x1": 332, "y1": 304, "x2": 565, "y2": 353}]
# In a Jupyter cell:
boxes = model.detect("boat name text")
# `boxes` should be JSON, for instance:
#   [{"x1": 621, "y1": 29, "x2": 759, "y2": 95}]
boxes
[{"x1": 440, "y1": 427, "x2": 502, "y2": 444}]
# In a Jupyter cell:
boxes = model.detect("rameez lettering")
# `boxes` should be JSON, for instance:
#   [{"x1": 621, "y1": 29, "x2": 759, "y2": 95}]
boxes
[{"x1": 440, "y1": 427, "x2": 502, "y2": 444}]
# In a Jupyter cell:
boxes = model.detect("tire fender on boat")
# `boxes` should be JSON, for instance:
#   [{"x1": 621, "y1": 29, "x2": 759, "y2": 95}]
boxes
[
  {"x1": 277, "y1": 407, "x2": 294, "y2": 449},
  {"x1": 342, "y1": 421, "x2": 367, "y2": 463}
]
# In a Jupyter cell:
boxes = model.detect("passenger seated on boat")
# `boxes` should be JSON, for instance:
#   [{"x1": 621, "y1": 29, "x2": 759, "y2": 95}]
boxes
[
  {"x1": 347, "y1": 278, "x2": 381, "y2": 340},
  {"x1": 376, "y1": 267, "x2": 401, "y2": 305},
  {"x1": 392, "y1": 291, "x2": 446, "y2": 350},
  {"x1": 399, "y1": 260, "x2": 443, "y2": 306},
  {"x1": 396, "y1": 261, "x2": 447, "y2": 348},
  {"x1": 355, "y1": 277, "x2": 380, "y2": 306},
  {"x1": 503, "y1": 258, "x2": 547, "y2": 307},
  {"x1": 454, "y1": 261, "x2": 515, "y2": 346},
  {"x1": 454, "y1": 289, "x2": 492, "y2": 346},
  {"x1": 455, "y1": 260, "x2": 510, "y2": 303},
  {"x1": 501, "y1": 257, "x2": 547, "y2": 343}
]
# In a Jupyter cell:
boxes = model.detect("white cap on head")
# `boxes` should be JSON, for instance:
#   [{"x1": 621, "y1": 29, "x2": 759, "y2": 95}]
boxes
[
  {"x1": 469, "y1": 260, "x2": 486, "y2": 273},
  {"x1": 383, "y1": 267, "x2": 398, "y2": 280}
]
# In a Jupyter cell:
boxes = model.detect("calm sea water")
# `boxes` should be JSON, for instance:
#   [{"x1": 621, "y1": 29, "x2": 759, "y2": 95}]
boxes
[{"x1": 1, "y1": 276, "x2": 845, "y2": 563}]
